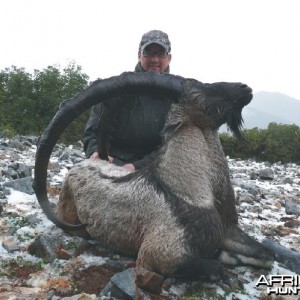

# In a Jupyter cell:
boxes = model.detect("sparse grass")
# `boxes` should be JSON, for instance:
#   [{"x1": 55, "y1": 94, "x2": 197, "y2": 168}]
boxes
[
  {"x1": 0, "y1": 256, "x2": 44, "y2": 278},
  {"x1": 66, "y1": 241, "x2": 77, "y2": 249},
  {"x1": 181, "y1": 282, "x2": 227, "y2": 300},
  {"x1": 16, "y1": 231, "x2": 35, "y2": 242},
  {"x1": 8, "y1": 215, "x2": 31, "y2": 228}
]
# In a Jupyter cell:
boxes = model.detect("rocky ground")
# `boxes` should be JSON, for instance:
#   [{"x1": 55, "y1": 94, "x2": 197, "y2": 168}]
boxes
[{"x1": 0, "y1": 134, "x2": 300, "y2": 300}]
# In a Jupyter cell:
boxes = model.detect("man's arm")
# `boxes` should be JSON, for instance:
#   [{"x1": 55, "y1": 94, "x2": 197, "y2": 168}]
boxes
[
  {"x1": 83, "y1": 104, "x2": 104, "y2": 158},
  {"x1": 83, "y1": 97, "x2": 124, "y2": 159}
]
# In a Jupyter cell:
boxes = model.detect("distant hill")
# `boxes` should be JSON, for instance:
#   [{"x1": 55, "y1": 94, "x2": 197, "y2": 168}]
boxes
[{"x1": 220, "y1": 92, "x2": 300, "y2": 132}]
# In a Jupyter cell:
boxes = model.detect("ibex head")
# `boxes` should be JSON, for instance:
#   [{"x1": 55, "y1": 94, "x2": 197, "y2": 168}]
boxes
[{"x1": 162, "y1": 78, "x2": 252, "y2": 141}]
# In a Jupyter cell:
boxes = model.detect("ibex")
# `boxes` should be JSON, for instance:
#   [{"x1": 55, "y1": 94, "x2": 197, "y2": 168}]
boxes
[{"x1": 34, "y1": 72, "x2": 274, "y2": 279}]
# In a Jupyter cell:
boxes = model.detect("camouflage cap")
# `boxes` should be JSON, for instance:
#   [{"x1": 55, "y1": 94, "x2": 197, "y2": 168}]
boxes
[{"x1": 139, "y1": 30, "x2": 171, "y2": 53}]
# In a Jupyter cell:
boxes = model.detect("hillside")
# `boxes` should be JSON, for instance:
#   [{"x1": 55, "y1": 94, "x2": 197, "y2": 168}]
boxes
[{"x1": 1, "y1": 135, "x2": 300, "y2": 299}]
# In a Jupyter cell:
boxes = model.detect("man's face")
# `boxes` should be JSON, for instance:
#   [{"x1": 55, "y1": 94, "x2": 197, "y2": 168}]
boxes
[{"x1": 139, "y1": 43, "x2": 171, "y2": 73}]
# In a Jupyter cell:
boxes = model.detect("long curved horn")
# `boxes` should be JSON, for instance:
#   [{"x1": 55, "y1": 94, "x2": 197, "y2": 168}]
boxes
[{"x1": 33, "y1": 72, "x2": 183, "y2": 230}]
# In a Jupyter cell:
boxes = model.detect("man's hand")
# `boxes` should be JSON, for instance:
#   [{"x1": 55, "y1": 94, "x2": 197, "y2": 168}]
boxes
[
  {"x1": 90, "y1": 153, "x2": 134, "y2": 171},
  {"x1": 90, "y1": 152, "x2": 113, "y2": 163},
  {"x1": 90, "y1": 152, "x2": 100, "y2": 159},
  {"x1": 123, "y1": 163, "x2": 135, "y2": 171}
]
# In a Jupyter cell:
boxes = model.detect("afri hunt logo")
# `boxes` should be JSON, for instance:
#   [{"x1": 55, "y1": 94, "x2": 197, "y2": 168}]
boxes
[{"x1": 256, "y1": 275, "x2": 300, "y2": 295}]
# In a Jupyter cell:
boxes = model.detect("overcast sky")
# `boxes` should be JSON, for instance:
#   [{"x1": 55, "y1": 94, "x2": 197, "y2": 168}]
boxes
[{"x1": 1, "y1": 0, "x2": 300, "y2": 100}]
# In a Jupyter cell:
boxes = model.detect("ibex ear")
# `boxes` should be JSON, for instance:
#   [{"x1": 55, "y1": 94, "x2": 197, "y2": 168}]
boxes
[{"x1": 161, "y1": 120, "x2": 183, "y2": 140}]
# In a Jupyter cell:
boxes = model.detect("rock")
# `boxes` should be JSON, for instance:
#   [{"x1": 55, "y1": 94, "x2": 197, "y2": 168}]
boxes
[
  {"x1": 285, "y1": 199, "x2": 300, "y2": 215},
  {"x1": 26, "y1": 214, "x2": 42, "y2": 226},
  {"x1": 59, "y1": 147, "x2": 85, "y2": 163},
  {"x1": 237, "y1": 193, "x2": 256, "y2": 204},
  {"x1": 100, "y1": 268, "x2": 136, "y2": 300},
  {"x1": 249, "y1": 171, "x2": 259, "y2": 180},
  {"x1": 259, "y1": 168, "x2": 275, "y2": 180},
  {"x1": 135, "y1": 268, "x2": 164, "y2": 295},
  {"x1": 283, "y1": 177, "x2": 294, "y2": 185},
  {"x1": 0, "y1": 288, "x2": 53, "y2": 300},
  {"x1": 262, "y1": 239, "x2": 300, "y2": 274},
  {"x1": 3, "y1": 176, "x2": 34, "y2": 194},
  {"x1": 59, "y1": 148, "x2": 72, "y2": 161},
  {"x1": 12, "y1": 162, "x2": 32, "y2": 178},
  {"x1": 28, "y1": 234, "x2": 91, "y2": 262},
  {"x1": 0, "y1": 197, "x2": 7, "y2": 214},
  {"x1": 2, "y1": 236, "x2": 20, "y2": 251},
  {"x1": 28, "y1": 235, "x2": 62, "y2": 262},
  {"x1": 55, "y1": 293, "x2": 97, "y2": 300},
  {"x1": 283, "y1": 218, "x2": 300, "y2": 228}
]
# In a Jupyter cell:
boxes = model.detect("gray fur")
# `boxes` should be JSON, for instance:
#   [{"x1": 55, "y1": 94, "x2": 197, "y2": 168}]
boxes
[{"x1": 56, "y1": 78, "x2": 274, "y2": 278}]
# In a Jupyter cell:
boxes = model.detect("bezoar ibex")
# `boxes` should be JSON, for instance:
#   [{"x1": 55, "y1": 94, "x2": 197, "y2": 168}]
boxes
[{"x1": 33, "y1": 72, "x2": 274, "y2": 279}]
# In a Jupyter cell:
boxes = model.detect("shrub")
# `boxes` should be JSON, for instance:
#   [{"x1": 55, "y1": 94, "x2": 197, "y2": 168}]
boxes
[{"x1": 220, "y1": 123, "x2": 300, "y2": 164}]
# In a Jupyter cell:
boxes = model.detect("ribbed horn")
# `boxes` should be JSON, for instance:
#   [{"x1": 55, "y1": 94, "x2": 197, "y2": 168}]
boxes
[{"x1": 33, "y1": 71, "x2": 183, "y2": 230}]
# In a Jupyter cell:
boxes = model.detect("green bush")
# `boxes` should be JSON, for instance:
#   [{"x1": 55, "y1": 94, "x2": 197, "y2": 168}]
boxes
[
  {"x1": 220, "y1": 123, "x2": 300, "y2": 164},
  {"x1": 0, "y1": 62, "x2": 89, "y2": 144},
  {"x1": 0, "y1": 124, "x2": 16, "y2": 138}
]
